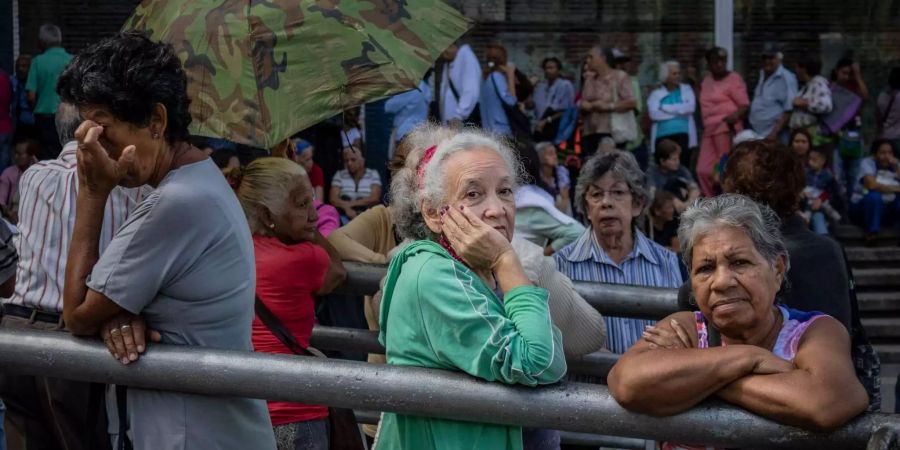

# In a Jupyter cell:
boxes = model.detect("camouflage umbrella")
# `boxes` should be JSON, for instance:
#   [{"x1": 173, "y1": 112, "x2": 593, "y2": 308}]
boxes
[{"x1": 123, "y1": 0, "x2": 470, "y2": 149}]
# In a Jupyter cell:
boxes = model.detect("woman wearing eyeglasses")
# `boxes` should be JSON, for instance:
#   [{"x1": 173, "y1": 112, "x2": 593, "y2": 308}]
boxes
[{"x1": 554, "y1": 151, "x2": 684, "y2": 359}]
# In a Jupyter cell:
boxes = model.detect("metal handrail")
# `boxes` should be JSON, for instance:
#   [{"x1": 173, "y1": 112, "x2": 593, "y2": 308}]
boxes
[
  {"x1": 0, "y1": 328, "x2": 894, "y2": 449},
  {"x1": 309, "y1": 325, "x2": 620, "y2": 378},
  {"x1": 334, "y1": 261, "x2": 684, "y2": 319}
]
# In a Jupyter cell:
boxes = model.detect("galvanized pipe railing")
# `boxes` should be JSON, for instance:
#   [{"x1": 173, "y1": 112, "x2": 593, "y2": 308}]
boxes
[
  {"x1": 335, "y1": 262, "x2": 683, "y2": 319},
  {"x1": 309, "y1": 325, "x2": 620, "y2": 377},
  {"x1": 1, "y1": 328, "x2": 896, "y2": 449}
]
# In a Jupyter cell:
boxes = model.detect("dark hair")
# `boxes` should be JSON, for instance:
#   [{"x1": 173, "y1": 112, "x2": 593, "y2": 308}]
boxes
[
  {"x1": 651, "y1": 190, "x2": 676, "y2": 213},
  {"x1": 796, "y1": 55, "x2": 822, "y2": 77},
  {"x1": 56, "y1": 31, "x2": 192, "y2": 144},
  {"x1": 808, "y1": 145, "x2": 830, "y2": 159},
  {"x1": 14, "y1": 138, "x2": 39, "y2": 156},
  {"x1": 889, "y1": 67, "x2": 900, "y2": 91},
  {"x1": 722, "y1": 140, "x2": 805, "y2": 220},
  {"x1": 835, "y1": 57, "x2": 854, "y2": 71},
  {"x1": 654, "y1": 139, "x2": 682, "y2": 166},
  {"x1": 789, "y1": 128, "x2": 813, "y2": 148},
  {"x1": 519, "y1": 143, "x2": 554, "y2": 194},
  {"x1": 705, "y1": 47, "x2": 727, "y2": 62},
  {"x1": 210, "y1": 149, "x2": 239, "y2": 169},
  {"x1": 542, "y1": 57, "x2": 563, "y2": 72},
  {"x1": 871, "y1": 138, "x2": 897, "y2": 156}
]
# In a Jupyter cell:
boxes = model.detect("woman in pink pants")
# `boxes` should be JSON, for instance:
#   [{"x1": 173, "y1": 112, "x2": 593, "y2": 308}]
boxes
[{"x1": 698, "y1": 47, "x2": 749, "y2": 196}]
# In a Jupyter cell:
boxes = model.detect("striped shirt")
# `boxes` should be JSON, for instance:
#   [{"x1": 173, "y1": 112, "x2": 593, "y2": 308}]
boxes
[
  {"x1": 331, "y1": 168, "x2": 382, "y2": 202},
  {"x1": 554, "y1": 227, "x2": 683, "y2": 354},
  {"x1": 6, "y1": 141, "x2": 147, "y2": 312}
]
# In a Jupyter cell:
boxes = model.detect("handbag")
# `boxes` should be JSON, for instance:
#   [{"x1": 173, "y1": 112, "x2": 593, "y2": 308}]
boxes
[
  {"x1": 490, "y1": 73, "x2": 533, "y2": 145},
  {"x1": 254, "y1": 297, "x2": 366, "y2": 450},
  {"x1": 820, "y1": 84, "x2": 863, "y2": 135},
  {"x1": 610, "y1": 74, "x2": 638, "y2": 143}
]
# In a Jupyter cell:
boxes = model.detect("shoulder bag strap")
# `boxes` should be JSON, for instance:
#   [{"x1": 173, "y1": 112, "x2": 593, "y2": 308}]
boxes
[{"x1": 254, "y1": 296, "x2": 313, "y2": 357}]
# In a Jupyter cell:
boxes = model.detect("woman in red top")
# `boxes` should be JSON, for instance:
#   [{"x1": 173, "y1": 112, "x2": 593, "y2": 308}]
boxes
[{"x1": 235, "y1": 157, "x2": 346, "y2": 450}]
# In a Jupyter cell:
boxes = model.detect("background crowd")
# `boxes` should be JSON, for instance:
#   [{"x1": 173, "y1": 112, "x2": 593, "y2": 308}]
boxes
[{"x1": 0, "y1": 18, "x2": 895, "y2": 450}]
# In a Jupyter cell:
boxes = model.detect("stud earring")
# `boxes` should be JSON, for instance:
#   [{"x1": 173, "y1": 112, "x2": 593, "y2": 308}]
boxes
[{"x1": 269, "y1": 223, "x2": 276, "y2": 229}]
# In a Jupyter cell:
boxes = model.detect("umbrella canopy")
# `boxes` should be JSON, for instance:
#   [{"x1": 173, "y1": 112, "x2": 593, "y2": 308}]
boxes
[{"x1": 123, "y1": 0, "x2": 470, "y2": 148}]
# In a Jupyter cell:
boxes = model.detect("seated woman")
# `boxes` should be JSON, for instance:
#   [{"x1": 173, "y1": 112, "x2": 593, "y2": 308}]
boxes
[
  {"x1": 515, "y1": 144, "x2": 585, "y2": 254},
  {"x1": 849, "y1": 139, "x2": 900, "y2": 243},
  {"x1": 57, "y1": 32, "x2": 275, "y2": 449},
  {"x1": 235, "y1": 157, "x2": 345, "y2": 450},
  {"x1": 329, "y1": 146, "x2": 382, "y2": 223},
  {"x1": 609, "y1": 194, "x2": 868, "y2": 434},
  {"x1": 376, "y1": 129, "x2": 567, "y2": 450},
  {"x1": 536, "y1": 141, "x2": 573, "y2": 215},
  {"x1": 555, "y1": 151, "x2": 684, "y2": 356}
]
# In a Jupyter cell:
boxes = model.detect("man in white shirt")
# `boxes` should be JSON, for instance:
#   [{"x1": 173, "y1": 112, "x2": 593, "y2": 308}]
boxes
[
  {"x1": 0, "y1": 102, "x2": 146, "y2": 450},
  {"x1": 431, "y1": 41, "x2": 482, "y2": 128}
]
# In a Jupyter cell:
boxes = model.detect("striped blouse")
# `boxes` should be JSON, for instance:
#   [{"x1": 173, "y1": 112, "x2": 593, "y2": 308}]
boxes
[
  {"x1": 554, "y1": 227, "x2": 683, "y2": 354},
  {"x1": 6, "y1": 141, "x2": 147, "y2": 313}
]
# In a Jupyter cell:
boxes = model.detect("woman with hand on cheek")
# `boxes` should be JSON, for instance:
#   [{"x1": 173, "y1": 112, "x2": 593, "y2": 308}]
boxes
[{"x1": 375, "y1": 130, "x2": 566, "y2": 450}]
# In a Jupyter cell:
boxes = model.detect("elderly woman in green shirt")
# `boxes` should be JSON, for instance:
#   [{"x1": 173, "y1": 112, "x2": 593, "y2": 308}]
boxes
[{"x1": 377, "y1": 129, "x2": 567, "y2": 450}]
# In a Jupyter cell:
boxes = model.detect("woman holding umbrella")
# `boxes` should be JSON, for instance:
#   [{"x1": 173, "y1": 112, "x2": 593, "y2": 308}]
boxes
[{"x1": 58, "y1": 32, "x2": 276, "y2": 450}]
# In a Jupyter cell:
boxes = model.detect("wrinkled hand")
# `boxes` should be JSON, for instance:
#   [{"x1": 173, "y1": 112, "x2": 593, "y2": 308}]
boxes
[
  {"x1": 101, "y1": 313, "x2": 161, "y2": 365},
  {"x1": 749, "y1": 347, "x2": 795, "y2": 375},
  {"x1": 441, "y1": 205, "x2": 513, "y2": 270},
  {"x1": 74, "y1": 120, "x2": 136, "y2": 197},
  {"x1": 643, "y1": 319, "x2": 693, "y2": 349}
]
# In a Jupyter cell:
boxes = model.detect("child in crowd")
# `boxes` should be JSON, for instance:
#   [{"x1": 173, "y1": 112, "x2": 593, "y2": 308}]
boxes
[
  {"x1": 801, "y1": 146, "x2": 842, "y2": 235},
  {"x1": 646, "y1": 139, "x2": 700, "y2": 212},
  {"x1": 649, "y1": 190, "x2": 680, "y2": 251}
]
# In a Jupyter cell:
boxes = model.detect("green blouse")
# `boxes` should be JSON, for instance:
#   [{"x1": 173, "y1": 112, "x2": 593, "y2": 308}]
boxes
[{"x1": 376, "y1": 239, "x2": 567, "y2": 450}]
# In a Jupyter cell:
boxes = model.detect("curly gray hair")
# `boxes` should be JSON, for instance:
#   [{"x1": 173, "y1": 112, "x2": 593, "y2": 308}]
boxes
[
  {"x1": 573, "y1": 151, "x2": 648, "y2": 224},
  {"x1": 678, "y1": 194, "x2": 790, "y2": 277},
  {"x1": 390, "y1": 124, "x2": 523, "y2": 241}
]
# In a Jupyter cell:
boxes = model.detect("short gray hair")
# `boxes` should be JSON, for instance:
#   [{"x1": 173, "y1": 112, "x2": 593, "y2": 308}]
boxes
[
  {"x1": 574, "y1": 151, "x2": 648, "y2": 222},
  {"x1": 390, "y1": 124, "x2": 522, "y2": 241},
  {"x1": 658, "y1": 60, "x2": 680, "y2": 83},
  {"x1": 535, "y1": 141, "x2": 555, "y2": 156},
  {"x1": 678, "y1": 194, "x2": 790, "y2": 275},
  {"x1": 55, "y1": 102, "x2": 81, "y2": 146},
  {"x1": 39, "y1": 24, "x2": 61, "y2": 48}
]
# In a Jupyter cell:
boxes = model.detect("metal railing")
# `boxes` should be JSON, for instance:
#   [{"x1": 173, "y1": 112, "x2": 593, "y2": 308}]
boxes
[
  {"x1": 309, "y1": 325, "x2": 620, "y2": 378},
  {"x1": 335, "y1": 262, "x2": 683, "y2": 319},
  {"x1": 1, "y1": 328, "x2": 897, "y2": 449}
]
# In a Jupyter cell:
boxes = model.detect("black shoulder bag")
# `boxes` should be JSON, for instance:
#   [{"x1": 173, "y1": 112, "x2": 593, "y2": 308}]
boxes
[
  {"x1": 490, "y1": 73, "x2": 533, "y2": 145},
  {"x1": 447, "y1": 74, "x2": 482, "y2": 126},
  {"x1": 254, "y1": 297, "x2": 366, "y2": 450}
]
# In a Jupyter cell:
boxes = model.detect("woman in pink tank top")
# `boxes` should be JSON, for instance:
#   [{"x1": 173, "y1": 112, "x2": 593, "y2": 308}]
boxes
[{"x1": 608, "y1": 195, "x2": 868, "y2": 448}]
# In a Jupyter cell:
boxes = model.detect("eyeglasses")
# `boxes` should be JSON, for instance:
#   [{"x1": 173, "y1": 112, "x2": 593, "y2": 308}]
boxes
[{"x1": 586, "y1": 188, "x2": 631, "y2": 203}]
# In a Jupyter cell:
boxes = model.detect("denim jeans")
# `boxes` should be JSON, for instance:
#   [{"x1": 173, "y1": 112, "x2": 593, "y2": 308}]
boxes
[
  {"x1": 850, "y1": 191, "x2": 900, "y2": 234},
  {"x1": 274, "y1": 419, "x2": 329, "y2": 450},
  {"x1": 809, "y1": 211, "x2": 829, "y2": 235}
]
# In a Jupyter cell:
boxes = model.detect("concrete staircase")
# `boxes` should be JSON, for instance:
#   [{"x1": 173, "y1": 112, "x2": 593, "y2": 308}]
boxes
[
  {"x1": 837, "y1": 227, "x2": 900, "y2": 362},
  {"x1": 836, "y1": 225, "x2": 900, "y2": 411}
]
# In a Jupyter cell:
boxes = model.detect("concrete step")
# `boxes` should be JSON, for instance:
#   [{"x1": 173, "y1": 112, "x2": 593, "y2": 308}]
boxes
[
  {"x1": 875, "y1": 345, "x2": 900, "y2": 364},
  {"x1": 846, "y1": 247, "x2": 900, "y2": 266},
  {"x1": 862, "y1": 317, "x2": 900, "y2": 339},
  {"x1": 853, "y1": 268, "x2": 900, "y2": 288},
  {"x1": 836, "y1": 225, "x2": 899, "y2": 247},
  {"x1": 859, "y1": 292, "x2": 900, "y2": 313}
]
